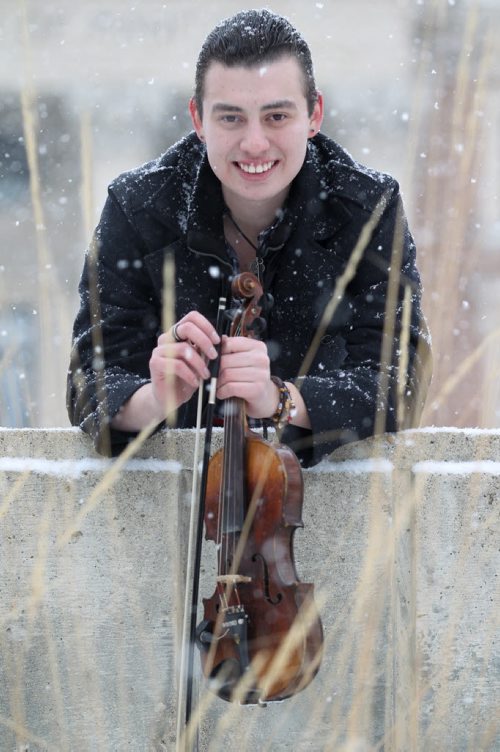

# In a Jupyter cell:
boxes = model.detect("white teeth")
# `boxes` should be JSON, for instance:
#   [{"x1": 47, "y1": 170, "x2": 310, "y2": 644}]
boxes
[{"x1": 238, "y1": 161, "x2": 275, "y2": 174}]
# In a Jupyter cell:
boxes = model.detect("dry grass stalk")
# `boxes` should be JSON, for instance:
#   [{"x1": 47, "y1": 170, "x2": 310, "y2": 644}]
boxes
[
  {"x1": 417, "y1": 5, "x2": 495, "y2": 428},
  {"x1": 57, "y1": 419, "x2": 158, "y2": 546},
  {"x1": 19, "y1": 1, "x2": 60, "y2": 428},
  {"x1": 162, "y1": 253, "x2": 178, "y2": 427}
]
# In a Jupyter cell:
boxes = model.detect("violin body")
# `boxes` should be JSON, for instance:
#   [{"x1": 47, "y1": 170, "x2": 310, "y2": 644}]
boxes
[
  {"x1": 194, "y1": 272, "x2": 323, "y2": 704},
  {"x1": 198, "y1": 429, "x2": 323, "y2": 703}
]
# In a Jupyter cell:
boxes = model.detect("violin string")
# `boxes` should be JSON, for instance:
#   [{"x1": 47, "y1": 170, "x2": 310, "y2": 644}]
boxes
[
  {"x1": 231, "y1": 316, "x2": 243, "y2": 569},
  {"x1": 221, "y1": 304, "x2": 242, "y2": 578},
  {"x1": 222, "y1": 309, "x2": 243, "y2": 578},
  {"x1": 222, "y1": 397, "x2": 229, "y2": 575},
  {"x1": 222, "y1": 397, "x2": 235, "y2": 576},
  {"x1": 220, "y1": 397, "x2": 228, "y2": 576}
]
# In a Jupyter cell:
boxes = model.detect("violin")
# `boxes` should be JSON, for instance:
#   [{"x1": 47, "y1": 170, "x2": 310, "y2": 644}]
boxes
[{"x1": 196, "y1": 272, "x2": 323, "y2": 704}]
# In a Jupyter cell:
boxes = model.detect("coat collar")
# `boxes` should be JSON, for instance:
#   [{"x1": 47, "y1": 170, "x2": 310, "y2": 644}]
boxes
[
  {"x1": 185, "y1": 156, "x2": 229, "y2": 263},
  {"x1": 148, "y1": 132, "x2": 353, "y2": 259},
  {"x1": 284, "y1": 140, "x2": 353, "y2": 242}
]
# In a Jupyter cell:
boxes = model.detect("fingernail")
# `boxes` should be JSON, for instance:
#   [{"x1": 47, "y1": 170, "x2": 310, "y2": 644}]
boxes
[
  {"x1": 203, "y1": 367, "x2": 210, "y2": 379},
  {"x1": 209, "y1": 347, "x2": 217, "y2": 358},
  {"x1": 211, "y1": 331, "x2": 220, "y2": 343}
]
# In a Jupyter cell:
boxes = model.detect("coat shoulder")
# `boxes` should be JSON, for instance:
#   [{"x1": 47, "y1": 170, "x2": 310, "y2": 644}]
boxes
[
  {"x1": 107, "y1": 132, "x2": 204, "y2": 212},
  {"x1": 310, "y1": 133, "x2": 399, "y2": 212}
]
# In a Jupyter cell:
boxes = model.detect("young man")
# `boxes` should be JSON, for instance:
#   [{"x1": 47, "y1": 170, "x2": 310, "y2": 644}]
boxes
[{"x1": 67, "y1": 9, "x2": 430, "y2": 465}]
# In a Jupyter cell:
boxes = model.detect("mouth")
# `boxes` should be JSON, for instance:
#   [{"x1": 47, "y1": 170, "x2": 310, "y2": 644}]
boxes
[{"x1": 235, "y1": 160, "x2": 278, "y2": 175}]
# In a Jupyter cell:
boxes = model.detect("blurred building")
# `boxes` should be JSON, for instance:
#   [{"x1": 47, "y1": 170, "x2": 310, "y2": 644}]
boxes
[{"x1": 0, "y1": 0, "x2": 498, "y2": 428}]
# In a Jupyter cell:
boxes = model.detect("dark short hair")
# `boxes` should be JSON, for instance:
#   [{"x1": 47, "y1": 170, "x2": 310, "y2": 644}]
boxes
[{"x1": 194, "y1": 9, "x2": 318, "y2": 117}]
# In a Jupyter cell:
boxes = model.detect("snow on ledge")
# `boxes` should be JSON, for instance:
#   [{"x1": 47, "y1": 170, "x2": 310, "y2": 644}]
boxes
[
  {"x1": 310, "y1": 458, "x2": 394, "y2": 474},
  {"x1": 0, "y1": 426, "x2": 83, "y2": 433},
  {"x1": 413, "y1": 460, "x2": 500, "y2": 475},
  {"x1": 2, "y1": 457, "x2": 500, "y2": 479},
  {"x1": 409, "y1": 426, "x2": 500, "y2": 435},
  {"x1": 0, "y1": 457, "x2": 182, "y2": 478}
]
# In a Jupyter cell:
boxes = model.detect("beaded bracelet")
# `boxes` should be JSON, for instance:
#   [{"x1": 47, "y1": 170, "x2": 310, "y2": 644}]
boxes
[{"x1": 270, "y1": 376, "x2": 296, "y2": 429}]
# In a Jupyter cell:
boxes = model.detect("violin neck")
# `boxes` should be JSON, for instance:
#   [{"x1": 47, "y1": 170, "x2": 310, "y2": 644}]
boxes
[{"x1": 221, "y1": 397, "x2": 246, "y2": 534}]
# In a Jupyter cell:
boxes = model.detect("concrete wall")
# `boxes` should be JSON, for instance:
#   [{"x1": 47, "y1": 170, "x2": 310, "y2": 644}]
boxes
[
  {"x1": 2, "y1": 0, "x2": 500, "y2": 431},
  {"x1": 0, "y1": 428, "x2": 498, "y2": 751}
]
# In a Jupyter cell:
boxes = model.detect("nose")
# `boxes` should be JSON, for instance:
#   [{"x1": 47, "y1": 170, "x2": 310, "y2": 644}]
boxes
[{"x1": 240, "y1": 120, "x2": 270, "y2": 155}]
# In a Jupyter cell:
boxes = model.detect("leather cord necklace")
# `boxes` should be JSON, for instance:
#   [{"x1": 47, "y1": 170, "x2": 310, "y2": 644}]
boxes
[
  {"x1": 225, "y1": 211, "x2": 265, "y2": 281},
  {"x1": 225, "y1": 211, "x2": 259, "y2": 252}
]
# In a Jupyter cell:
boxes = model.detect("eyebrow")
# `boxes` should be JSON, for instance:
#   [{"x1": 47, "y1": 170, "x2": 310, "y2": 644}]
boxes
[
  {"x1": 262, "y1": 100, "x2": 298, "y2": 111},
  {"x1": 211, "y1": 99, "x2": 298, "y2": 114}
]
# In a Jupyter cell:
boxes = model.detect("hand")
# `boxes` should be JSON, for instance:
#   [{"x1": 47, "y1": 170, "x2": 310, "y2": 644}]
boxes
[
  {"x1": 149, "y1": 311, "x2": 220, "y2": 414},
  {"x1": 216, "y1": 336, "x2": 279, "y2": 419}
]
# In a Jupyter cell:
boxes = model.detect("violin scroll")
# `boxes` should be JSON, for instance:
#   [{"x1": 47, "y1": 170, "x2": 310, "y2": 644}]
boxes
[{"x1": 227, "y1": 271, "x2": 266, "y2": 339}]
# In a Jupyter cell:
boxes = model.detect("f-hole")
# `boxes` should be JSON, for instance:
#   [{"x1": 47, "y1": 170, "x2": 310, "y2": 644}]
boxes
[{"x1": 252, "y1": 553, "x2": 282, "y2": 605}]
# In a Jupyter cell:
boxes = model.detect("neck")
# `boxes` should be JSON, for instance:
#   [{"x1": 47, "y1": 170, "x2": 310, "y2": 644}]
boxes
[{"x1": 222, "y1": 188, "x2": 288, "y2": 243}]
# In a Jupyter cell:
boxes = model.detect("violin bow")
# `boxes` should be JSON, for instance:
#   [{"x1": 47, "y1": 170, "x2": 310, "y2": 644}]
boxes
[{"x1": 175, "y1": 294, "x2": 228, "y2": 752}]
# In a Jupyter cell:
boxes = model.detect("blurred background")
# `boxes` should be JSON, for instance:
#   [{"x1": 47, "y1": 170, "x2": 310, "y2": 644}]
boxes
[{"x1": 0, "y1": 0, "x2": 499, "y2": 431}]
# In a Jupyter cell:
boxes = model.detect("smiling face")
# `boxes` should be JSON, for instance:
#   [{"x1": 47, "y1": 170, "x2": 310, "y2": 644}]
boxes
[{"x1": 189, "y1": 56, "x2": 323, "y2": 225}]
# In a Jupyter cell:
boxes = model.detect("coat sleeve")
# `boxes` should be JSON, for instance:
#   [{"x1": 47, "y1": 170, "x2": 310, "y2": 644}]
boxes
[
  {"x1": 67, "y1": 189, "x2": 163, "y2": 455},
  {"x1": 283, "y1": 184, "x2": 432, "y2": 466}
]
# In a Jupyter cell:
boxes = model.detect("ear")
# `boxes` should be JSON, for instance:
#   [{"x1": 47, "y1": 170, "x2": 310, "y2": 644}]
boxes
[
  {"x1": 189, "y1": 97, "x2": 204, "y2": 141},
  {"x1": 308, "y1": 91, "x2": 324, "y2": 138}
]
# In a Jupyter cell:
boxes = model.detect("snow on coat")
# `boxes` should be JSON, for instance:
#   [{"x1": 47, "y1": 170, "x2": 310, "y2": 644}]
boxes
[{"x1": 67, "y1": 132, "x2": 431, "y2": 464}]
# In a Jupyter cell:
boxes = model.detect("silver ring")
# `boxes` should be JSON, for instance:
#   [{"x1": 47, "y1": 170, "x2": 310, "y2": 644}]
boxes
[{"x1": 172, "y1": 323, "x2": 183, "y2": 342}]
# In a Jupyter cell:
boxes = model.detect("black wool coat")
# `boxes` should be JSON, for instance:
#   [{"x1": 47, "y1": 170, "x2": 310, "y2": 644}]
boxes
[{"x1": 67, "y1": 132, "x2": 431, "y2": 465}]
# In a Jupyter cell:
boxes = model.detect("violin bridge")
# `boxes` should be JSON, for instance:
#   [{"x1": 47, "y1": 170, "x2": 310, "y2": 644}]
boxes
[{"x1": 216, "y1": 575, "x2": 252, "y2": 585}]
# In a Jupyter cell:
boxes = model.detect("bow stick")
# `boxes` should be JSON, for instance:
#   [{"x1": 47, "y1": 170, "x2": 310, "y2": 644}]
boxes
[{"x1": 176, "y1": 294, "x2": 228, "y2": 751}]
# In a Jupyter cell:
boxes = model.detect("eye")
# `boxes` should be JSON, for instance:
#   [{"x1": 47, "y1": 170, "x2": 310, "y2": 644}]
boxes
[
  {"x1": 267, "y1": 113, "x2": 288, "y2": 122},
  {"x1": 219, "y1": 114, "x2": 241, "y2": 124}
]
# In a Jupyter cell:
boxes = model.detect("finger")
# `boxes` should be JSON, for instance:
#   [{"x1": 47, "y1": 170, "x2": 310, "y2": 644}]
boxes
[
  {"x1": 162, "y1": 311, "x2": 220, "y2": 346},
  {"x1": 218, "y1": 367, "x2": 268, "y2": 390},
  {"x1": 217, "y1": 375, "x2": 279, "y2": 419},
  {"x1": 217, "y1": 379, "x2": 258, "y2": 401},
  {"x1": 161, "y1": 323, "x2": 219, "y2": 362},
  {"x1": 175, "y1": 321, "x2": 219, "y2": 360},
  {"x1": 152, "y1": 342, "x2": 210, "y2": 381},
  {"x1": 186, "y1": 310, "x2": 221, "y2": 342},
  {"x1": 219, "y1": 344, "x2": 269, "y2": 378},
  {"x1": 220, "y1": 350, "x2": 269, "y2": 369},
  {"x1": 151, "y1": 350, "x2": 204, "y2": 389},
  {"x1": 221, "y1": 336, "x2": 267, "y2": 355}
]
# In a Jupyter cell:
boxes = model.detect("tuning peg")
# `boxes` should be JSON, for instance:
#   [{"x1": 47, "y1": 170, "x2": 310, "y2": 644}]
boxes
[
  {"x1": 248, "y1": 317, "x2": 267, "y2": 336},
  {"x1": 258, "y1": 293, "x2": 274, "y2": 314},
  {"x1": 224, "y1": 308, "x2": 239, "y2": 323}
]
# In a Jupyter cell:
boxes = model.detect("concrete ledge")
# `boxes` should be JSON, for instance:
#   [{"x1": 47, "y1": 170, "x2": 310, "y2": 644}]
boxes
[
  {"x1": 1, "y1": 428, "x2": 498, "y2": 751},
  {"x1": 2, "y1": 425, "x2": 500, "y2": 462}
]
